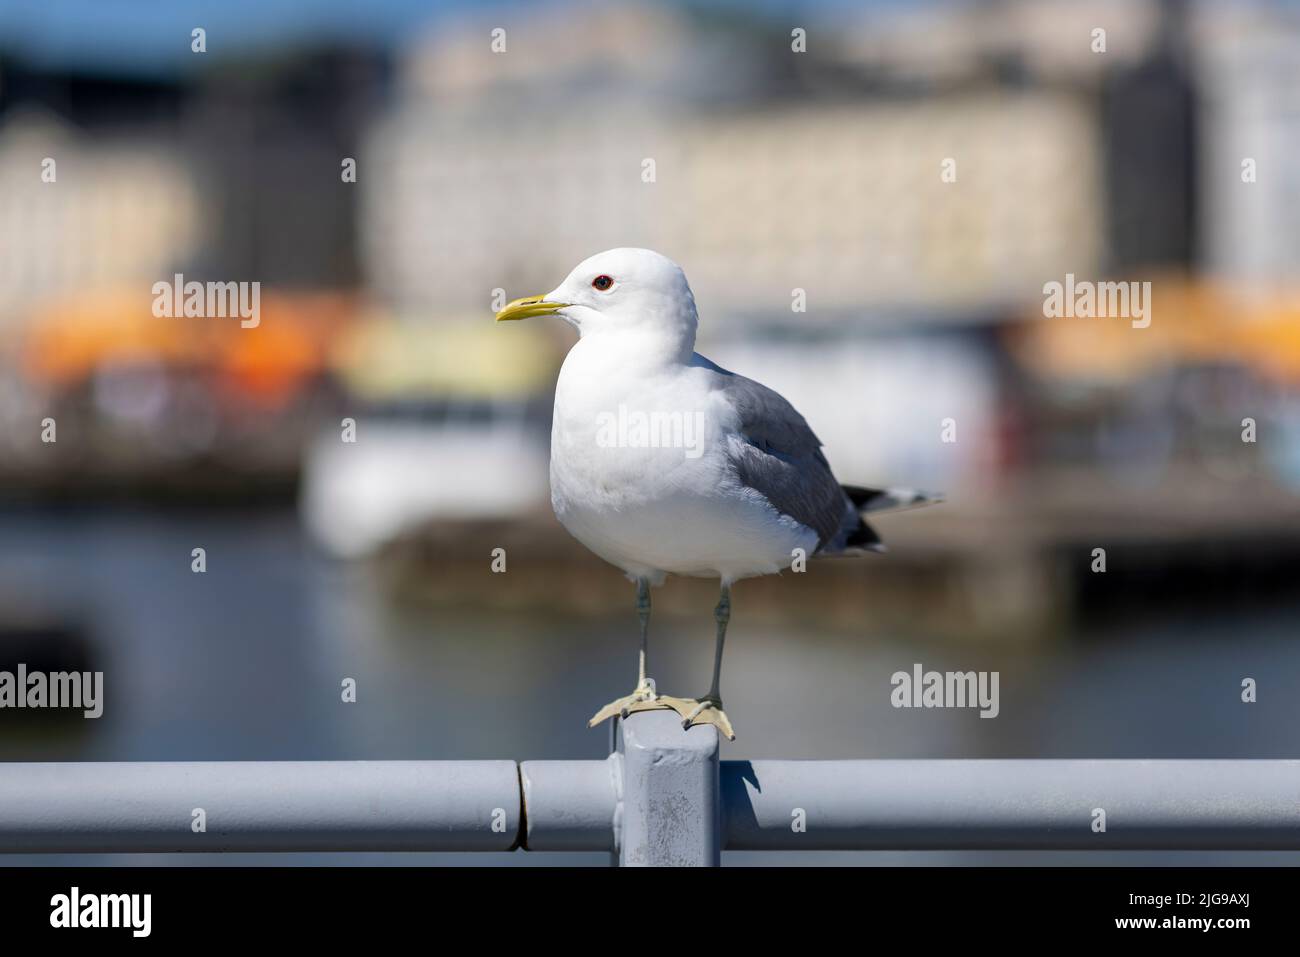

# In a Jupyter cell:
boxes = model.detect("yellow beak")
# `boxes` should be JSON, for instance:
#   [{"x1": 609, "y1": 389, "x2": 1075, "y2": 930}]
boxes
[{"x1": 495, "y1": 295, "x2": 569, "y2": 322}]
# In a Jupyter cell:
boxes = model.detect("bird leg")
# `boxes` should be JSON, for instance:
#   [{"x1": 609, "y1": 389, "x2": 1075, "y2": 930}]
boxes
[
  {"x1": 658, "y1": 584, "x2": 735, "y2": 740},
  {"x1": 588, "y1": 579, "x2": 672, "y2": 727}
]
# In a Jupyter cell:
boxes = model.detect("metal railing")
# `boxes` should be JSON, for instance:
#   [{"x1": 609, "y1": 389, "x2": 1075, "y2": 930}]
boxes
[{"x1": 3, "y1": 711, "x2": 1299, "y2": 864}]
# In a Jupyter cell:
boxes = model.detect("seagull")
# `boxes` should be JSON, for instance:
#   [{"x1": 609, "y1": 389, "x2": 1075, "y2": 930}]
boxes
[{"x1": 496, "y1": 248, "x2": 935, "y2": 739}]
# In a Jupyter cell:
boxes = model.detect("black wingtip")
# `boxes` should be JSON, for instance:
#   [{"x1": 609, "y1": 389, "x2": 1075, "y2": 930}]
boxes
[
  {"x1": 843, "y1": 485, "x2": 943, "y2": 514},
  {"x1": 844, "y1": 517, "x2": 883, "y2": 551}
]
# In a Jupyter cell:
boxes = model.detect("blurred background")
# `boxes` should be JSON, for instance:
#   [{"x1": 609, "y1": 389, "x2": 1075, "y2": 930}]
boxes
[{"x1": 2, "y1": 0, "x2": 1300, "y2": 865}]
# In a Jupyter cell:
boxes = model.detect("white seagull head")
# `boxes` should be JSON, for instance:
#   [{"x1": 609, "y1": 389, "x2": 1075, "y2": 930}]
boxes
[{"x1": 496, "y1": 247, "x2": 698, "y2": 356}]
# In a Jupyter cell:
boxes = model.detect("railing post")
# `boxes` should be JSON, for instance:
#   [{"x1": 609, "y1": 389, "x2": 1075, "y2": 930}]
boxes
[{"x1": 616, "y1": 710, "x2": 721, "y2": 866}]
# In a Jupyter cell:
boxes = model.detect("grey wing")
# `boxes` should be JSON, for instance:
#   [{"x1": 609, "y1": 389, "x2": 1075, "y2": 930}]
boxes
[{"x1": 706, "y1": 360, "x2": 855, "y2": 551}]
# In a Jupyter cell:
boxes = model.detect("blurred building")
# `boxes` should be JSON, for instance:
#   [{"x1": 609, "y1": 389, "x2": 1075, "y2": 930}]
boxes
[
  {"x1": 0, "y1": 111, "x2": 200, "y2": 326},
  {"x1": 363, "y1": 1, "x2": 1105, "y2": 319},
  {"x1": 1197, "y1": 0, "x2": 1300, "y2": 283},
  {"x1": 0, "y1": 51, "x2": 386, "y2": 495}
]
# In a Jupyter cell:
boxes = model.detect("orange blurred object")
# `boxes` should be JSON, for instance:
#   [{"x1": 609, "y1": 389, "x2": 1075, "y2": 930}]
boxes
[
  {"x1": 1009, "y1": 274, "x2": 1300, "y2": 383},
  {"x1": 21, "y1": 287, "x2": 359, "y2": 409}
]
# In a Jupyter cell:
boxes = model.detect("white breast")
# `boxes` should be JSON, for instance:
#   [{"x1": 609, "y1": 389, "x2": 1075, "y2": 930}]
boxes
[{"x1": 548, "y1": 337, "x2": 818, "y2": 583}]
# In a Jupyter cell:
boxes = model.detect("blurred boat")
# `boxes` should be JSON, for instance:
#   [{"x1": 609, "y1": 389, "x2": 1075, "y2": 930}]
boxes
[
  {"x1": 300, "y1": 399, "x2": 549, "y2": 558},
  {"x1": 301, "y1": 315, "x2": 556, "y2": 557}
]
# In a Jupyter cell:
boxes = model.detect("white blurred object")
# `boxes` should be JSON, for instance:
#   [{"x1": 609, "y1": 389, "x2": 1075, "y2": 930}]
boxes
[{"x1": 300, "y1": 412, "x2": 548, "y2": 558}]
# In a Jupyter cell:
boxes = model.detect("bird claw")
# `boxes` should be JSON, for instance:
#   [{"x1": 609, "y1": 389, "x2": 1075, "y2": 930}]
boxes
[
  {"x1": 588, "y1": 680, "x2": 671, "y2": 728},
  {"x1": 656, "y1": 694, "x2": 735, "y2": 740}
]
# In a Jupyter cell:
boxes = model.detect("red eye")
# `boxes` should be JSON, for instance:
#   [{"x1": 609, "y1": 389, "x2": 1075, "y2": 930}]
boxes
[{"x1": 592, "y1": 275, "x2": 614, "y2": 291}]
